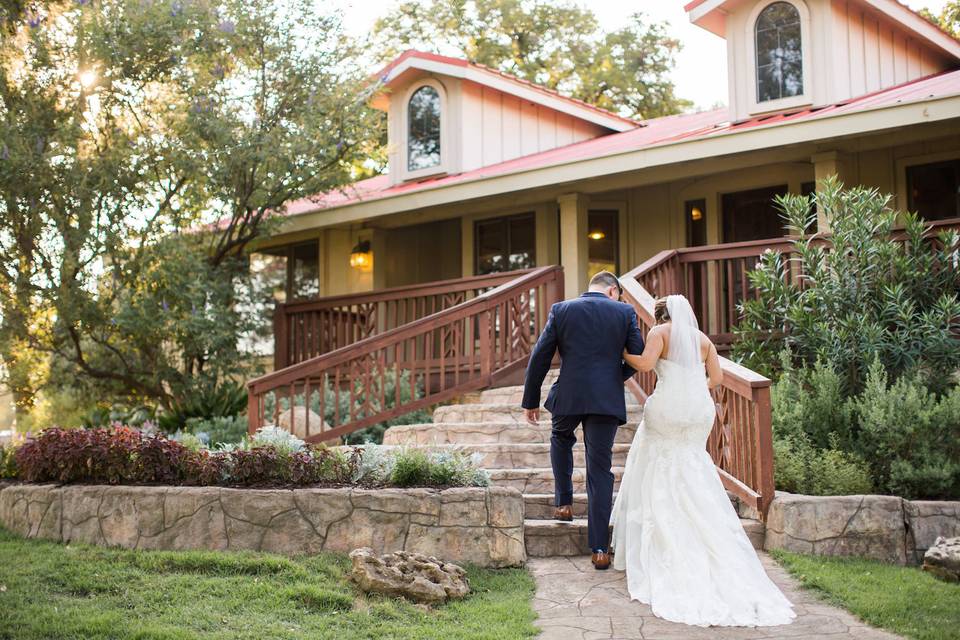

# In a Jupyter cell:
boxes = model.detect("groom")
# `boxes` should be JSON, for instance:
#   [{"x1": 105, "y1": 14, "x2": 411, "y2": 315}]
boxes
[{"x1": 521, "y1": 271, "x2": 644, "y2": 570}]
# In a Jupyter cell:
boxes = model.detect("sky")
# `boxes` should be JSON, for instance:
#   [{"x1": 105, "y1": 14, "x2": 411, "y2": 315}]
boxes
[{"x1": 331, "y1": 0, "x2": 949, "y2": 111}]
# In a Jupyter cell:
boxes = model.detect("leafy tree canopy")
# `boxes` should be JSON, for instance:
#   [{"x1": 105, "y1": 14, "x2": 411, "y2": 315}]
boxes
[
  {"x1": 919, "y1": 1, "x2": 960, "y2": 37},
  {"x1": 0, "y1": 0, "x2": 379, "y2": 422},
  {"x1": 370, "y1": 0, "x2": 692, "y2": 120}
]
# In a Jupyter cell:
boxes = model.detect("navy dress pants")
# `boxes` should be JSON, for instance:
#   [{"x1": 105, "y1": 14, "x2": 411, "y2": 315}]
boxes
[{"x1": 550, "y1": 413, "x2": 619, "y2": 552}]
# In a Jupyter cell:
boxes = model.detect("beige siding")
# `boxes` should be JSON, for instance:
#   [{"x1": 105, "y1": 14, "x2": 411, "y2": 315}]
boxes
[{"x1": 382, "y1": 219, "x2": 462, "y2": 288}]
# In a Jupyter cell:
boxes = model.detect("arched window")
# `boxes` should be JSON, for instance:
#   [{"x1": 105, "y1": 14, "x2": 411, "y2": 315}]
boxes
[
  {"x1": 755, "y1": 2, "x2": 803, "y2": 102},
  {"x1": 407, "y1": 86, "x2": 441, "y2": 171}
]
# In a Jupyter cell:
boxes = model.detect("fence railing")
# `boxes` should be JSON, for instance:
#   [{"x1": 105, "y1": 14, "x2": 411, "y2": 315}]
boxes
[
  {"x1": 620, "y1": 268, "x2": 776, "y2": 518},
  {"x1": 248, "y1": 266, "x2": 564, "y2": 443},
  {"x1": 273, "y1": 270, "x2": 535, "y2": 369},
  {"x1": 638, "y1": 217, "x2": 960, "y2": 351}
]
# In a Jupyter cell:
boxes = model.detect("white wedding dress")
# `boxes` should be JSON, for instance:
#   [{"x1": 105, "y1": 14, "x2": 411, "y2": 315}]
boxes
[{"x1": 610, "y1": 296, "x2": 795, "y2": 628}]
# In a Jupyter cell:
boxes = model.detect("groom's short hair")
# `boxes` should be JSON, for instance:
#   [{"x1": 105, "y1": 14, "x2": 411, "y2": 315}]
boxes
[{"x1": 589, "y1": 271, "x2": 622, "y2": 295}]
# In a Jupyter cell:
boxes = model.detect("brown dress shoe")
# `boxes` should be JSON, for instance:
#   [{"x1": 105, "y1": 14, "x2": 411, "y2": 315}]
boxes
[
  {"x1": 554, "y1": 505, "x2": 573, "y2": 522},
  {"x1": 591, "y1": 551, "x2": 611, "y2": 570}
]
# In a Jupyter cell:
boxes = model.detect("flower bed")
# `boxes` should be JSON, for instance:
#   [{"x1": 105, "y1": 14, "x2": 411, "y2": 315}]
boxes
[
  {"x1": 0, "y1": 426, "x2": 522, "y2": 567},
  {"x1": 6, "y1": 426, "x2": 490, "y2": 490}
]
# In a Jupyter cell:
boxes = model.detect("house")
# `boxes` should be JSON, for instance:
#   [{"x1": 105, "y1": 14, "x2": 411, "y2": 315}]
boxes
[
  {"x1": 251, "y1": 0, "x2": 960, "y2": 309},
  {"x1": 246, "y1": 0, "x2": 960, "y2": 516}
]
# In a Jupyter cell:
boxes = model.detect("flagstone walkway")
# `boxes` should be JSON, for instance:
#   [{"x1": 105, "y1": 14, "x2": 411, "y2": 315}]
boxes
[{"x1": 530, "y1": 552, "x2": 903, "y2": 640}]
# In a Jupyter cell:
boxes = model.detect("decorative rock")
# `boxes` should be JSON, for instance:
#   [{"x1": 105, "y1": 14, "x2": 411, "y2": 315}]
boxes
[
  {"x1": 923, "y1": 536, "x2": 960, "y2": 583},
  {"x1": 277, "y1": 407, "x2": 328, "y2": 440},
  {"x1": 905, "y1": 501, "x2": 960, "y2": 563},
  {"x1": 349, "y1": 547, "x2": 470, "y2": 605}
]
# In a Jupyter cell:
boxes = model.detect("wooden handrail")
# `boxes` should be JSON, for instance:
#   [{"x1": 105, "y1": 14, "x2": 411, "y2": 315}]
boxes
[
  {"x1": 248, "y1": 266, "x2": 564, "y2": 444},
  {"x1": 273, "y1": 269, "x2": 536, "y2": 369}
]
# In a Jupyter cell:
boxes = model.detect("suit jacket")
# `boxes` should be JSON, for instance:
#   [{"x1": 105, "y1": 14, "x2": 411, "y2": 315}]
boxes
[{"x1": 521, "y1": 291, "x2": 645, "y2": 425}]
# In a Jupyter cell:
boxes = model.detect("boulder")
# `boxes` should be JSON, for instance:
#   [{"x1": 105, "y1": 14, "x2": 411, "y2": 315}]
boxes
[
  {"x1": 349, "y1": 547, "x2": 470, "y2": 605},
  {"x1": 277, "y1": 407, "x2": 328, "y2": 440},
  {"x1": 922, "y1": 536, "x2": 960, "y2": 583}
]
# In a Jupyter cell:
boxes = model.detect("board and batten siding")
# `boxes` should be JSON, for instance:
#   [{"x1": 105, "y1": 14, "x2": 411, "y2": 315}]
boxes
[
  {"x1": 460, "y1": 80, "x2": 605, "y2": 173},
  {"x1": 829, "y1": 0, "x2": 949, "y2": 98}
]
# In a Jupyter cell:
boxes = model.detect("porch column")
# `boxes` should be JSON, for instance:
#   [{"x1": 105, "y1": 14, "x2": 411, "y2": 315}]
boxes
[
  {"x1": 811, "y1": 151, "x2": 853, "y2": 232},
  {"x1": 557, "y1": 192, "x2": 588, "y2": 300}
]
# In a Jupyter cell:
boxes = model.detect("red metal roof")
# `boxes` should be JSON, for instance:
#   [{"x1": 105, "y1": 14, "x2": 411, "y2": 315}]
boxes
[{"x1": 283, "y1": 68, "x2": 960, "y2": 217}]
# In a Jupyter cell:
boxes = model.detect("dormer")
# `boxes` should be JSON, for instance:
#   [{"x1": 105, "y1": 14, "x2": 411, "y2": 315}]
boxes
[
  {"x1": 686, "y1": 0, "x2": 960, "y2": 122},
  {"x1": 371, "y1": 51, "x2": 638, "y2": 186}
]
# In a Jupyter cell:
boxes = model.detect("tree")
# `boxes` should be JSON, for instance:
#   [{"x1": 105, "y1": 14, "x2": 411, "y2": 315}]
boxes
[
  {"x1": 919, "y1": 2, "x2": 960, "y2": 37},
  {"x1": 0, "y1": 0, "x2": 379, "y2": 422},
  {"x1": 371, "y1": 0, "x2": 691, "y2": 120}
]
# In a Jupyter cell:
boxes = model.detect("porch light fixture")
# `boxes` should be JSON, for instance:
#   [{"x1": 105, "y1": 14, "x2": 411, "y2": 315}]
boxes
[
  {"x1": 588, "y1": 230, "x2": 606, "y2": 240},
  {"x1": 349, "y1": 240, "x2": 373, "y2": 271},
  {"x1": 690, "y1": 206, "x2": 703, "y2": 221}
]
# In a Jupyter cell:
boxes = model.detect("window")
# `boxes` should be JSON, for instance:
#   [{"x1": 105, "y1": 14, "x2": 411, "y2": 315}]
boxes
[
  {"x1": 907, "y1": 159, "x2": 960, "y2": 221},
  {"x1": 407, "y1": 86, "x2": 441, "y2": 171},
  {"x1": 587, "y1": 210, "x2": 619, "y2": 278},
  {"x1": 475, "y1": 214, "x2": 536, "y2": 274},
  {"x1": 722, "y1": 184, "x2": 788, "y2": 243},
  {"x1": 755, "y1": 2, "x2": 803, "y2": 103}
]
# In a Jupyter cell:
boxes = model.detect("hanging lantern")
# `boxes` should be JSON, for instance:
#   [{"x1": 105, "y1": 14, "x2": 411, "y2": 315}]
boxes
[{"x1": 349, "y1": 240, "x2": 373, "y2": 271}]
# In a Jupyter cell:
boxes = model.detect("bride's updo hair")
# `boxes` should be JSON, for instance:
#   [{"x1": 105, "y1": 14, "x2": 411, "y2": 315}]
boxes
[{"x1": 654, "y1": 298, "x2": 670, "y2": 324}]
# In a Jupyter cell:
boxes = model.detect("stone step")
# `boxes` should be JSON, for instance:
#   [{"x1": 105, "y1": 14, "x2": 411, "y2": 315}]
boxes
[
  {"x1": 488, "y1": 467, "x2": 626, "y2": 495},
  {"x1": 432, "y1": 403, "x2": 643, "y2": 425},
  {"x1": 365, "y1": 443, "x2": 631, "y2": 469},
  {"x1": 479, "y1": 384, "x2": 640, "y2": 407},
  {"x1": 383, "y1": 421, "x2": 639, "y2": 445},
  {"x1": 524, "y1": 518, "x2": 766, "y2": 557},
  {"x1": 523, "y1": 492, "x2": 745, "y2": 520}
]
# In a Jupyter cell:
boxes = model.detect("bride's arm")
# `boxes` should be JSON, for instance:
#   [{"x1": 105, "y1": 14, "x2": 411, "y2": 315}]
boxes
[
  {"x1": 622, "y1": 328, "x2": 664, "y2": 373},
  {"x1": 704, "y1": 339, "x2": 722, "y2": 388}
]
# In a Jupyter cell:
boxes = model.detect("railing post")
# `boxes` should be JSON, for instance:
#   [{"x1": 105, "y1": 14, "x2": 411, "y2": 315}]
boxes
[
  {"x1": 273, "y1": 304, "x2": 288, "y2": 370},
  {"x1": 753, "y1": 385, "x2": 775, "y2": 519},
  {"x1": 547, "y1": 268, "x2": 565, "y2": 304},
  {"x1": 478, "y1": 310, "x2": 492, "y2": 382},
  {"x1": 246, "y1": 385, "x2": 258, "y2": 435}
]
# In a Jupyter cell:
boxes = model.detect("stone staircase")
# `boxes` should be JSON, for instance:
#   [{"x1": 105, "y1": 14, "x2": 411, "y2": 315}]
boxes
[{"x1": 382, "y1": 371, "x2": 765, "y2": 558}]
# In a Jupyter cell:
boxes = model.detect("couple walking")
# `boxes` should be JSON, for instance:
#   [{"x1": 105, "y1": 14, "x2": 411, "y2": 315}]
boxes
[{"x1": 521, "y1": 271, "x2": 795, "y2": 628}]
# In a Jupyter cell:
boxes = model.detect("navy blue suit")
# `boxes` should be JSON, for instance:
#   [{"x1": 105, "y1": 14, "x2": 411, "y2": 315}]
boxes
[{"x1": 521, "y1": 291, "x2": 645, "y2": 551}]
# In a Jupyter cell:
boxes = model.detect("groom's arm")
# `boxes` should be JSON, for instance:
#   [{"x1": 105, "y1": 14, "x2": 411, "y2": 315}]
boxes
[
  {"x1": 521, "y1": 304, "x2": 559, "y2": 412},
  {"x1": 621, "y1": 308, "x2": 645, "y2": 381}
]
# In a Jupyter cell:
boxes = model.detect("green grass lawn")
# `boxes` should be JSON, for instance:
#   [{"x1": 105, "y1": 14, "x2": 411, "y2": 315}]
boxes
[
  {"x1": 0, "y1": 527, "x2": 538, "y2": 640},
  {"x1": 772, "y1": 550, "x2": 960, "y2": 640}
]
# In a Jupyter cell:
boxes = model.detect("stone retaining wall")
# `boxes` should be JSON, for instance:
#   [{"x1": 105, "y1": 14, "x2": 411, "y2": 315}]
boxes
[
  {"x1": 764, "y1": 492, "x2": 960, "y2": 565},
  {"x1": 0, "y1": 482, "x2": 525, "y2": 567}
]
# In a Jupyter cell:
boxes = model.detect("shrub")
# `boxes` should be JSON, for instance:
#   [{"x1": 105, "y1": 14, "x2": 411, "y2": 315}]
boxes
[
  {"x1": 0, "y1": 445, "x2": 17, "y2": 479},
  {"x1": 158, "y1": 379, "x2": 249, "y2": 433},
  {"x1": 15, "y1": 426, "x2": 144, "y2": 484},
  {"x1": 184, "y1": 415, "x2": 248, "y2": 447},
  {"x1": 386, "y1": 447, "x2": 490, "y2": 488},
  {"x1": 734, "y1": 177, "x2": 960, "y2": 393},
  {"x1": 388, "y1": 448, "x2": 432, "y2": 487},
  {"x1": 250, "y1": 426, "x2": 306, "y2": 455},
  {"x1": 774, "y1": 434, "x2": 873, "y2": 496},
  {"x1": 853, "y1": 361, "x2": 960, "y2": 499},
  {"x1": 771, "y1": 354, "x2": 857, "y2": 450}
]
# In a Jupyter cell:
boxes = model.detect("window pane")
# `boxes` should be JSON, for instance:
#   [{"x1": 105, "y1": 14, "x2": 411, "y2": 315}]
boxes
[
  {"x1": 476, "y1": 219, "x2": 507, "y2": 274},
  {"x1": 907, "y1": 159, "x2": 960, "y2": 221},
  {"x1": 475, "y1": 214, "x2": 536, "y2": 274},
  {"x1": 755, "y1": 2, "x2": 803, "y2": 102},
  {"x1": 722, "y1": 184, "x2": 789, "y2": 242},
  {"x1": 290, "y1": 242, "x2": 319, "y2": 300},
  {"x1": 587, "y1": 210, "x2": 618, "y2": 278},
  {"x1": 407, "y1": 86, "x2": 441, "y2": 171},
  {"x1": 508, "y1": 215, "x2": 536, "y2": 270}
]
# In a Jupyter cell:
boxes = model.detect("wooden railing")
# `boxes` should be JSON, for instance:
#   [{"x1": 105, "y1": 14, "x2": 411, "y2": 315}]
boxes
[
  {"x1": 638, "y1": 217, "x2": 960, "y2": 351},
  {"x1": 248, "y1": 266, "x2": 564, "y2": 443},
  {"x1": 273, "y1": 270, "x2": 535, "y2": 369},
  {"x1": 620, "y1": 267, "x2": 776, "y2": 518}
]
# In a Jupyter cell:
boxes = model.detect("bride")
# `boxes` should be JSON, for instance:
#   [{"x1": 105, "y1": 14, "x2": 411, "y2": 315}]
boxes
[{"x1": 611, "y1": 294, "x2": 796, "y2": 628}]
